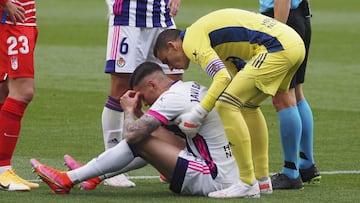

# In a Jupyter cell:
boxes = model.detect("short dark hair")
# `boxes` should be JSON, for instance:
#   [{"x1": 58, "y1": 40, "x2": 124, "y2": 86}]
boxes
[
  {"x1": 129, "y1": 62, "x2": 164, "y2": 89},
  {"x1": 153, "y1": 29, "x2": 181, "y2": 58}
]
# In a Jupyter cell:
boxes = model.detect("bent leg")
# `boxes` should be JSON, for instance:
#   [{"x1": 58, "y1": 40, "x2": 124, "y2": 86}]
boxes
[
  {"x1": 100, "y1": 126, "x2": 185, "y2": 179},
  {"x1": 216, "y1": 100, "x2": 254, "y2": 185},
  {"x1": 216, "y1": 74, "x2": 270, "y2": 186},
  {"x1": 127, "y1": 126, "x2": 184, "y2": 181},
  {"x1": 67, "y1": 140, "x2": 136, "y2": 184},
  {"x1": 102, "y1": 73, "x2": 131, "y2": 149},
  {"x1": 297, "y1": 98, "x2": 314, "y2": 169},
  {"x1": 0, "y1": 78, "x2": 33, "y2": 169},
  {"x1": 272, "y1": 90, "x2": 302, "y2": 179},
  {"x1": 101, "y1": 73, "x2": 136, "y2": 187},
  {"x1": 241, "y1": 107, "x2": 269, "y2": 180},
  {"x1": 131, "y1": 136, "x2": 181, "y2": 181}
]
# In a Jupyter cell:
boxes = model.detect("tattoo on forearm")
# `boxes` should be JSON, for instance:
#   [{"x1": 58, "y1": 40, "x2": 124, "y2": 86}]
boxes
[{"x1": 123, "y1": 111, "x2": 161, "y2": 140}]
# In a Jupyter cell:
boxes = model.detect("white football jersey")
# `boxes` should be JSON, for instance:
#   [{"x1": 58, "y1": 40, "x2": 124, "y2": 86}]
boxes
[{"x1": 147, "y1": 80, "x2": 239, "y2": 184}]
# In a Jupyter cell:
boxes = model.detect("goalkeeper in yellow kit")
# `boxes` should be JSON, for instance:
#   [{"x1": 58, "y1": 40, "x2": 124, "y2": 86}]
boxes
[{"x1": 154, "y1": 8, "x2": 305, "y2": 198}]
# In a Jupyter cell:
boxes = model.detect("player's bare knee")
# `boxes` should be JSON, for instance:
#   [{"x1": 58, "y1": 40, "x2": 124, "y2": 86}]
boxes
[
  {"x1": 23, "y1": 89, "x2": 34, "y2": 103},
  {"x1": 272, "y1": 94, "x2": 296, "y2": 111},
  {"x1": 8, "y1": 88, "x2": 34, "y2": 104}
]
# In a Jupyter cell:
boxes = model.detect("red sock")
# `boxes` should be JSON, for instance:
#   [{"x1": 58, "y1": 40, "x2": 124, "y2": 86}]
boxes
[{"x1": 0, "y1": 97, "x2": 28, "y2": 166}]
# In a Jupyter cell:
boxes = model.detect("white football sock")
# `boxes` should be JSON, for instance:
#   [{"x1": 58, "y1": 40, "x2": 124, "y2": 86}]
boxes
[
  {"x1": 101, "y1": 157, "x2": 148, "y2": 179},
  {"x1": 102, "y1": 106, "x2": 124, "y2": 150},
  {"x1": 67, "y1": 140, "x2": 135, "y2": 184}
]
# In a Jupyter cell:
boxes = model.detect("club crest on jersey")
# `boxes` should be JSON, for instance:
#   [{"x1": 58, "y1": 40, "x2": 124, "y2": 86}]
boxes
[
  {"x1": 117, "y1": 57, "x2": 126, "y2": 67},
  {"x1": 11, "y1": 56, "x2": 18, "y2": 70}
]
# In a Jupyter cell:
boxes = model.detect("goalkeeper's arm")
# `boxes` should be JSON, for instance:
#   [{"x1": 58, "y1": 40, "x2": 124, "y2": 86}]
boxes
[{"x1": 200, "y1": 68, "x2": 232, "y2": 112}]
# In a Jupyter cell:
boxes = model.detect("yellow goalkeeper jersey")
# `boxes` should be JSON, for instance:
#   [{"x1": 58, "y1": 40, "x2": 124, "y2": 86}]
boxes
[{"x1": 181, "y1": 8, "x2": 303, "y2": 111}]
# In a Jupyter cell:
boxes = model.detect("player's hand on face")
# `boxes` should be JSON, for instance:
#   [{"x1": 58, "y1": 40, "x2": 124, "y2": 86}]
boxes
[
  {"x1": 134, "y1": 93, "x2": 144, "y2": 118},
  {"x1": 175, "y1": 104, "x2": 208, "y2": 138},
  {"x1": 3, "y1": 2, "x2": 25, "y2": 24},
  {"x1": 120, "y1": 90, "x2": 141, "y2": 112}
]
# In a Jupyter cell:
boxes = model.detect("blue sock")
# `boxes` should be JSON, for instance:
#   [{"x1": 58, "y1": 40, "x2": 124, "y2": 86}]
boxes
[
  {"x1": 278, "y1": 106, "x2": 302, "y2": 179},
  {"x1": 297, "y1": 99, "x2": 315, "y2": 169}
]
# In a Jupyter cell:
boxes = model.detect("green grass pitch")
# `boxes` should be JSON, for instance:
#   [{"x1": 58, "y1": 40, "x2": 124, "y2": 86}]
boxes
[{"x1": 1, "y1": 0, "x2": 359, "y2": 202}]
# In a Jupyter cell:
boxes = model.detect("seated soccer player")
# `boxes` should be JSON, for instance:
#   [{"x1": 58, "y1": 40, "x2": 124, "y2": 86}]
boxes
[{"x1": 31, "y1": 62, "x2": 257, "y2": 197}]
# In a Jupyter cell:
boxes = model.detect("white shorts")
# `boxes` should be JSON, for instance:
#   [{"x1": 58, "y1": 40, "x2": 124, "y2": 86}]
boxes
[
  {"x1": 104, "y1": 15, "x2": 183, "y2": 75},
  {"x1": 170, "y1": 150, "x2": 234, "y2": 196}
]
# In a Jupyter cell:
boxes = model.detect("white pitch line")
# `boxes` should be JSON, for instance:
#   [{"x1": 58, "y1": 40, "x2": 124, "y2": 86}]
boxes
[
  {"x1": 114, "y1": 170, "x2": 360, "y2": 179},
  {"x1": 27, "y1": 170, "x2": 360, "y2": 182},
  {"x1": 319, "y1": 170, "x2": 360, "y2": 174}
]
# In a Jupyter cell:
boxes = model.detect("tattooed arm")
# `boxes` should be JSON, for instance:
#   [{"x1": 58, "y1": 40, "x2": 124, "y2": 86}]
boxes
[
  {"x1": 123, "y1": 112, "x2": 162, "y2": 144},
  {"x1": 120, "y1": 90, "x2": 162, "y2": 144}
]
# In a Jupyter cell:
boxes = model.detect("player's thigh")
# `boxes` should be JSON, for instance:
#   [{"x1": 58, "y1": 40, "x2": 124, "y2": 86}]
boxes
[
  {"x1": 8, "y1": 77, "x2": 35, "y2": 103},
  {"x1": 277, "y1": 45, "x2": 305, "y2": 93},
  {"x1": 153, "y1": 126, "x2": 185, "y2": 149},
  {"x1": 109, "y1": 73, "x2": 132, "y2": 98},
  {"x1": 245, "y1": 52, "x2": 291, "y2": 96},
  {"x1": 134, "y1": 134, "x2": 181, "y2": 178},
  {"x1": 243, "y1": 48, "x2": 304, "y2": 96},
  {"x1": 224, "y1": 74, "x2": 268, "y2": 107}
]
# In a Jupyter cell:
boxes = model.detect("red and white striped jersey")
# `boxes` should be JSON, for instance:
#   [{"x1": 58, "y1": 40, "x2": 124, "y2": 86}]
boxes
[{"x1": 1, "y1": 0, "x2": 36, "y2": 26}]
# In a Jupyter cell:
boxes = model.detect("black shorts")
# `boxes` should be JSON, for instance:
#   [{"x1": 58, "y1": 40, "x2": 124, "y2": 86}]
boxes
[{"x1": 262, "y1": 0, "x2": 312, "y2": 88}]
